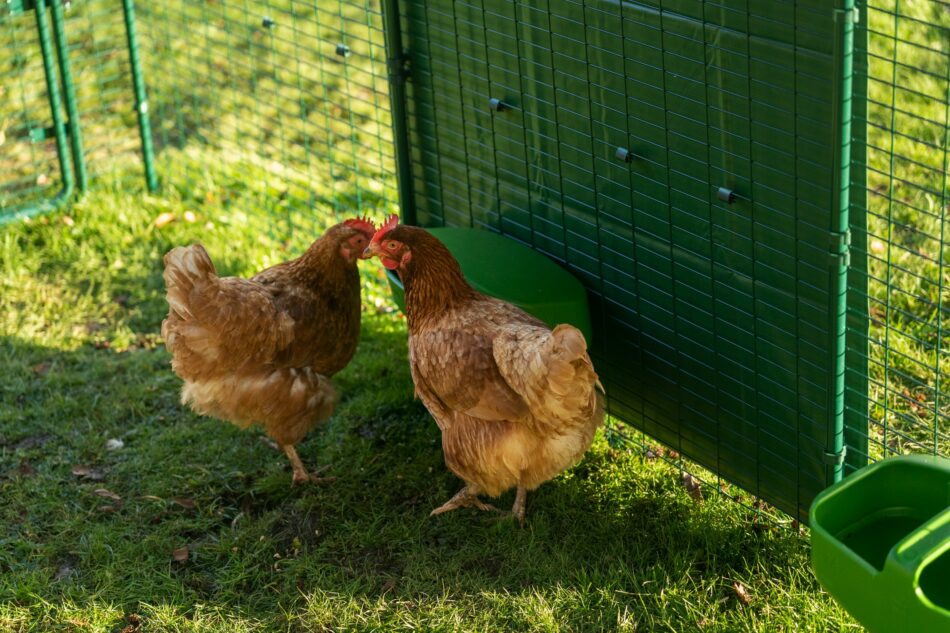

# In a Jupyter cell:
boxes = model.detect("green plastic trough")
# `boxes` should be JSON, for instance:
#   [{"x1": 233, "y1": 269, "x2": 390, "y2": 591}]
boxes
[
  {"x1": 383, "y1": 227, "x2": 593, "y2": 345},
  {"x1": 810, "y1": 455, "x2": 950, "y2": 632}
]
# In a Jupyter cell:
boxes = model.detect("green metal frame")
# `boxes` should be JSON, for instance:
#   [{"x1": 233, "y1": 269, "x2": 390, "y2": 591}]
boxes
[
  {"x1": 1, "y1": 0, "x2": 74, "y2": 225},
  {"x1": 121, "y1": 0, "x2": 158, "y2": 192},
  {"x1": 829, "y1": 0, "x2": 858, "y2": 484}
]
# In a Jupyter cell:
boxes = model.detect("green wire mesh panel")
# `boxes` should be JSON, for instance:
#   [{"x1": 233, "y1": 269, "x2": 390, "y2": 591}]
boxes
[
  {"x1": 398, "y1": 0, "x2": 852, "y2": 521},
  {"x1": 136, "y1": 0, "x2": 397, "y2": 242},
  {"x1": 0, "y1": 2, "x2": 67, "y2": 218},
  {"x1": 846, "y1": 1, "x2": 950, "y2": 466}
]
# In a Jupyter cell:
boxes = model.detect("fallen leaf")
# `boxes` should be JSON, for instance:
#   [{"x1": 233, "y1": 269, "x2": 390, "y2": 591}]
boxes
[
  {"x1": 105, "y1": 438, "x2": 124, "y2": 451},
  {"x1": 62, "y1": 215, "x2": 75, "y2": 227},
  {"x1": 15, "y1": 434, "x2": 51, "y2": 451},
  {"x1": 120, "y1": 613, "x2": 144, "y2": 633},
  {"x1": 138, "y1": 495, "x2": 163, "y2": 502},
  {"x1": 53, "y1": 562, "x2": 75, "y2": 581},
  {"x1": 98, "y1": 505, "x2": 118, "y2": 513},
  {"x1": 171, "y1": 497, "x2": 195, "y2": 509},
  {"x1": 153, "y1": 212, "x2": 176, "y2": 228},
  {"x1": 71, "y1": 464, "x2": 105, "y2": 480},
  {"x1": 666, "y1": 450, "x2": 680, "y2": 460},
  {"x1": 32, "y1": 362, "x2": 51, "y2": 376},
  {"x1": 172, "y1": 546, "x2": 189, "y2": 562},
  {"x1": 681, "y1": 472, "x2": 703, "y2": 502},
  {"x1": 732, "y1": 581, "x2": 752, "y2": 605},
  {"x1": 183, "y1": 211, "x2": 197, "y2": 223},
  {"x1": 94, "y1": 488, "x2": 122, "y2": 501}
]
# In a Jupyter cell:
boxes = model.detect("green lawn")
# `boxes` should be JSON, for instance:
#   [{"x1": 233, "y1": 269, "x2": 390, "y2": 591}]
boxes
[
  {"x1": 4, "y1": 0, "x2": 949, "y2": 630},
  {"x1": 0, "y1": 155, "x2": 857, "y2": 631}
]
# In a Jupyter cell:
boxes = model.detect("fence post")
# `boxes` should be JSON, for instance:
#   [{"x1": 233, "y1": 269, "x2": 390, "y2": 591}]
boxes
[
  {"x1": 380, "y1": 0, "x2": 415, "y2": 225},
  {"x1": 121, "y1": 0, "x2": 158, "y2": 192}
]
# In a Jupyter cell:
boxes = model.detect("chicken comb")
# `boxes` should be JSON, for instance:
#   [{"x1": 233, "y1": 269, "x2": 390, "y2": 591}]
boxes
[
  {"x1": 343, "y1": 215, "x2": 377, "y2": 237},
  {"x1": 371, "y1": 213, "x2": 400, "y2": 244}
]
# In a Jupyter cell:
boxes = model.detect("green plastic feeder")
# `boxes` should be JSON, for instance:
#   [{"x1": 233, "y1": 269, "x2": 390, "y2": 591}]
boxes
[
  {"x1": 384, "y1": 227, "x2": 593, "y2": 344},
  {"x1": 810, "y1": 455, "x2": 950, "y2": 632}
]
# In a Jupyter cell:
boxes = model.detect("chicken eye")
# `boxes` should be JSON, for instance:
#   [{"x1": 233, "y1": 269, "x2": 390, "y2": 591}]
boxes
[{"x1": 385, "y1": 241, "x2": 398, "y2": 251}]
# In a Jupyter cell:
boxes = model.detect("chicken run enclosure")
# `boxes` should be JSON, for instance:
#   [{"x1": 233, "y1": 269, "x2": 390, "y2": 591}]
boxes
[{"x1": 2, "y1": 0, "x2": 949, "y2": 523}]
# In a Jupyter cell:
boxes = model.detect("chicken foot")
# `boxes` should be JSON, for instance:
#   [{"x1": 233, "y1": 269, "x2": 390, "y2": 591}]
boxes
[
  {"x1": 282, "y1": 444, "x2": 335, "y2": 485},
  {"x1": 430, "y1": 486, "x2": 501, "y2": 516}
]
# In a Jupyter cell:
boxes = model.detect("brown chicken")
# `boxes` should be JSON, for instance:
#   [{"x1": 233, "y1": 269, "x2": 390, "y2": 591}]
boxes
[
  {"x1": 161, "y1": 217, "x2": 376, "y2": 485},
  {"x1": 366, "y1": 216, "x2": 605, "y2": 524}
]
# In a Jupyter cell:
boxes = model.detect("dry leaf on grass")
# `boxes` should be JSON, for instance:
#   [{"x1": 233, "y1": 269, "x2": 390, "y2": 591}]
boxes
[
  {"x1": 681, "y1": 472, "x2": 703, "y2": 502},
  {"x1": 71, "y1": 464, "x2": 105, "y2": 481},
  {"x1": 105, "y1": 438, "x2": 124, "y2": 451},
  {"x1": 183, "y1": 211, "x2": 197, "y2": 223},
  {"x1": 94, "y1": 488, "x2": 122, "y2": 501},
  {"x1": 172, "y1": 546, "x2": 189, "y2": 562},
  {"x1": 732, "y1": 582, "x2": 752, "y2": 605},
  {"x1": 32, "y1": 362, "x2": 51, "y2": 376},
  {"x1": 120, "y1": 613, "x2": 143, "y2": 633},
  {"x1": 153, "y1": 212, "x2": 176, "y2": 228},
  {"x1": 53, "y1": 562, "x2": 75, "y2": 582},
  {"x1": 259, "y1": 437, "x2": 280, "y2": 451},
  {"x1": 171, "y1": 497, "x2": 195, "y2": 509}
]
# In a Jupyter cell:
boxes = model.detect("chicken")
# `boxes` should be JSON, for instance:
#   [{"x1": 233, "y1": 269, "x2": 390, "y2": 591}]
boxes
[
  {"x1": 365, "y1": 216, "x2": 605, "y2": 524},
  {"x1": 161, "y1": 217, "x2": 376, "y2": 485}
]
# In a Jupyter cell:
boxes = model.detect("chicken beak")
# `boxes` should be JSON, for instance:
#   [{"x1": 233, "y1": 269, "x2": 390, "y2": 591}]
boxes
[{"x1": 362, "y1": 242, "x2": 379, "y2": 259}]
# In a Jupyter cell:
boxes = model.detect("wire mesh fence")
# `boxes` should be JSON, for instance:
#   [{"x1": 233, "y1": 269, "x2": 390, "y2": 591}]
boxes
[
  {"x1": 846, "y1": 0, "x2": 950, "y2": 467},
  {"x1": 1, "y1": 0, "x2": 949, "y2": 520},
  {"x1": 0, "y1": 0, "x2": 68, "y2": 216},
  {"x1": 136, "y1": 0, "x2": 397, "y2": 243}
]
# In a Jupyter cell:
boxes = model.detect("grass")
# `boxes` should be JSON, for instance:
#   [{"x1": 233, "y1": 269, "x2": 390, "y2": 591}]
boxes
[{"x1": 0, "y1": 158, "x2": 855, "y2": 631}]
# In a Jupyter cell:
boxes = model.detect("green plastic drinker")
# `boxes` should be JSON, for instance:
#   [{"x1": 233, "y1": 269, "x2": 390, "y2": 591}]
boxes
[
  {"x1": 384, "y1": 227, "x2": 593, "y2": 344},
  {"x1": 810, "y1": 455, "x2": 950, "y2": 632}
]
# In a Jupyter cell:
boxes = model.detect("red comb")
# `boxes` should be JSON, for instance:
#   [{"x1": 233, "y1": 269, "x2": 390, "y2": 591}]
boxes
[
  {"x1": 343, "y1": 215, "x2": 377, "y2": 237},
  {"x1": 371, "y1": 213, "x2": 400, "y2": 244}
]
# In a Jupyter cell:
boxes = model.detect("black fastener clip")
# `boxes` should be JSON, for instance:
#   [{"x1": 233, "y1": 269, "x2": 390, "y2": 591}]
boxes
[
  {"x1": 488, "y1": 98, "x2": 509, "y2": 112},
  {"x1": 717, "y1": 187, "x2": 736, "y2": 204}
]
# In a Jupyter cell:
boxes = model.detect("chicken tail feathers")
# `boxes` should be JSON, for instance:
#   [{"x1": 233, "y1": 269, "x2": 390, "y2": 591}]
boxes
[
  {"x1": 494, "y1": 323, "x2": 603, "y2": 429},
  {"x1": 163, "y1": 243, "x2": 217, "y2": 321}
]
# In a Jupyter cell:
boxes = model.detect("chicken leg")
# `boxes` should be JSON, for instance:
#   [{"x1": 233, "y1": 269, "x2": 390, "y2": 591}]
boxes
[
  {"x1": 282, "y1": 444, "x2": 334, "y2": 485},
  {"x1": 430, "y1": 486, "x2": 500, "y2": 516},
  {"x1": 511, "y1": 484, "x2": 527, "y2": 527}
]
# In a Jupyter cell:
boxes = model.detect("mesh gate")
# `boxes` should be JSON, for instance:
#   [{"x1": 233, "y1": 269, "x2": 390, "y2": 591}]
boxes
[
  {"x1": 846, "y1": 1, "x2": 950, "y2": 469},
  {"x1": 1, "y1": 0, "x2": 948, "y2": 522}
]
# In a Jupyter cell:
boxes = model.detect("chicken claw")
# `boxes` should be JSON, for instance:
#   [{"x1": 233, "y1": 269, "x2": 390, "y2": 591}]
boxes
[
  {"x1": 283, "y1": 445, "x2": 336, "y2": 486},
  {"x1": 430, "y1": 487, "x2": 501, "y2": 516}
]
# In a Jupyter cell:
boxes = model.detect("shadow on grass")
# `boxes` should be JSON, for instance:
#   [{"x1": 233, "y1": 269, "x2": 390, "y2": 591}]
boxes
[{"x1": 0, "y1": 317, "x2": 817, "y2": 629}]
